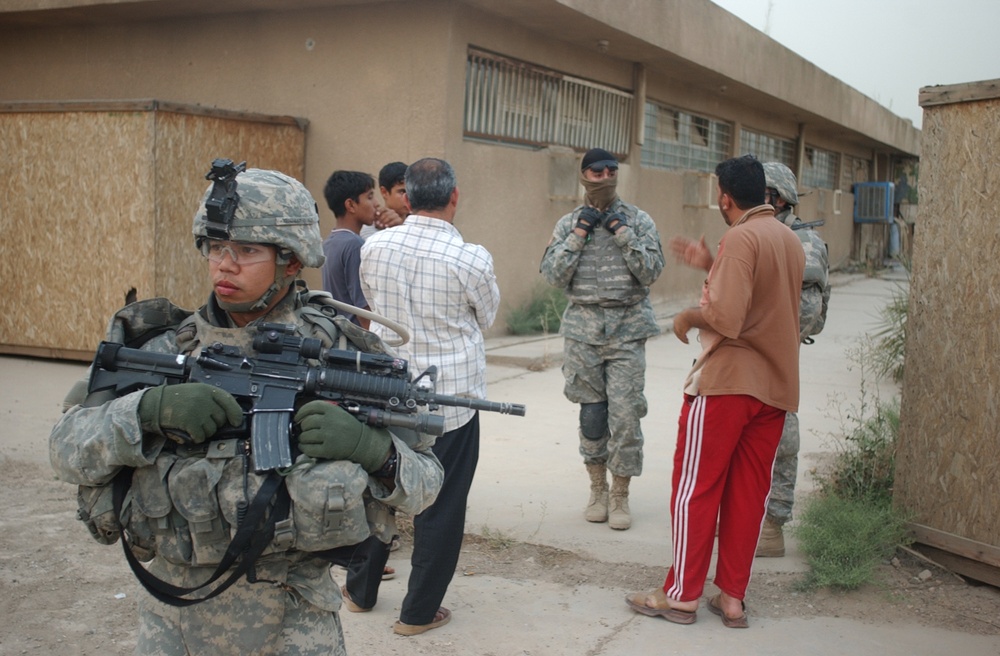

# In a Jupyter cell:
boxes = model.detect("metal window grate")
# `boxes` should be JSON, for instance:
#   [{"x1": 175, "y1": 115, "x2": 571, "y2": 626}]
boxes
[
  {"x1": 464, "y1": 48, "x2": 632, "y2": 154},
  {"x1": 802, "y1": 145, "x2": 839, "y2": 190},
  {"x1": 739, "y1": 128, "x2": 795, "y2": 168},
  {"x1": 641, "y1": 101, "x2": 732, "y2": 173}
]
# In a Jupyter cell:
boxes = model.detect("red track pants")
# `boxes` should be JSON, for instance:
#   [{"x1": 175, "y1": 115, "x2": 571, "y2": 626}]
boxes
[{"x1": 663, "y1": 394, "x2": 786, "y2": 602}]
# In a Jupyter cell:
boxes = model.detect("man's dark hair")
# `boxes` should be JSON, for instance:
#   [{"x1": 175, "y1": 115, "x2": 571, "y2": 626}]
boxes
[
  {"x1": 378, "y1": 161, "x2": 408, "y2": 191},
  {"x1": 323, "y1": 170, "x2": 375, "y2": 218},
  {"x1": 405, "y1": 158, "x2": 456, "y2": 212},
  {"x1": 715, "y1": 154, "x2": 766, "y2": 210}
]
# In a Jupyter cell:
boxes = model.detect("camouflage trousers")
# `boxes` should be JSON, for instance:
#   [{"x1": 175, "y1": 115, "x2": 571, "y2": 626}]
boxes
[
  {"x1": 136, "y1": 578, "x2": 346, "y2": 656},
  {"x1": 767, "y1": 411, "x2": 800, "y2": 525},
  {"x1": 562, "y1": 337, "x2": 647, "y2": 477}
]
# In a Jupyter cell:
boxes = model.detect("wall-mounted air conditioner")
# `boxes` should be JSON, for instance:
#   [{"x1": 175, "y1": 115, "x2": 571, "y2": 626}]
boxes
[{"x1": 853, "y1": 182, "x2": 895, "y2": 223}]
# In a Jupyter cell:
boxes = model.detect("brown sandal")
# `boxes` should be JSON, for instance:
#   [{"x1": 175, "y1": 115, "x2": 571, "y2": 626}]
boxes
[
  {"x1": 707, "y1": 594, "x2": 748, "y2": 628},
  {"x1": 625, "y1": 589, "x2": 697, "y2": 625},
  {"x1": 393, "y1": 607, "x2": 452, "y2": 636}
]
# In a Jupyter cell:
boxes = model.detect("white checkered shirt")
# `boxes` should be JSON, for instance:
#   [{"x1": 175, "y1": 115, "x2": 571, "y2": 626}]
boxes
[{"x1": 360, "y1": 215, "x2": 501, "y2": 431}]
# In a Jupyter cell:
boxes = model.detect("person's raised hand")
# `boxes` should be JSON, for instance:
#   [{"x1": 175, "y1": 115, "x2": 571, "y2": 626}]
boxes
[{"x1": 668, "y1": 235, "x2": 713, "y2": 272}]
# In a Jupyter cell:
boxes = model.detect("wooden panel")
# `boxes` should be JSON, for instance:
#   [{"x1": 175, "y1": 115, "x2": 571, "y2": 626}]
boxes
[
  {"x1": 919, "y1": 78, "x2": 1000, "y2": 108},
  {"x1": 909, "y1": 524, "x2": 1000, "y2": 570},
  {"x1": 0, "y1": 102, "x2": 306, "y2": 360},
  {"x1": 910, "y1": 544, "x2": 1000, "y2": 588},
  {"x1": 895, "y1": 94, "x2": 1000, "y2": 553},
  {"x1": 0, "y1": 110, "x2": 156, "y2": 354},
  {"x1": 152, "y1": 110, "x2": 306, "y2": 312}
]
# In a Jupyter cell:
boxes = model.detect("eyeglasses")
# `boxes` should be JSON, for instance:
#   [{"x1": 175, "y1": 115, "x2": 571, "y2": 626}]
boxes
[
  {"x1": 587, "y1": 164, "x2": 618, "y2": 174},
  {"x1": 200, "y1": 240, "x2": 275, "y2": 265},
  {"x1": 765, "y1": 188, "x2": 780, "y2": 202}
]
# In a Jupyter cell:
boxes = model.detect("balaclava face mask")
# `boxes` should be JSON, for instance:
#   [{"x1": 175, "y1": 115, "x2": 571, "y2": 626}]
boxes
[{"x1": 580, "y1": 172, "x2": 618, "y2": 212}]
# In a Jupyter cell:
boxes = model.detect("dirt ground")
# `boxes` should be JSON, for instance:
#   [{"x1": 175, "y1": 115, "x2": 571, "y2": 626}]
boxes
[{"x1": 3, "y1": 458, "x2": 999, "y2": 656}]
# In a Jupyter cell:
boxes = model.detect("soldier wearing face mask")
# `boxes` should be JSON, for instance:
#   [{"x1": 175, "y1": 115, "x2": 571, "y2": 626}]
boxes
[{"x1": 540, "y1": 148, "x2": 665, "y2": 531}]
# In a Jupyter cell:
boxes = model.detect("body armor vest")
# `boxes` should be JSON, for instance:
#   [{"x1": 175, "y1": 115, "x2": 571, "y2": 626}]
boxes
[{"x1": 565, "y1": 202, "x2": 648, "y2": 307}]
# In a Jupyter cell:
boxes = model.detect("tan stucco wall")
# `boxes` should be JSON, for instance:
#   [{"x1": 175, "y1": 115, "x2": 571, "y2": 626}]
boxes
[{"x1": 0, "y1": 0, "x2": 908, "y2": 338}]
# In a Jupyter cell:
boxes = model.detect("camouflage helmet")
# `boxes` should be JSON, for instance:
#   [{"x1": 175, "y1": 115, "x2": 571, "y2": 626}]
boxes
[
  {"x1": 762, "y1": 162, "x2": 799, "y2": 206},
  {"x1": 192, "y1": 166, "x2": 325, "y2": 268}
]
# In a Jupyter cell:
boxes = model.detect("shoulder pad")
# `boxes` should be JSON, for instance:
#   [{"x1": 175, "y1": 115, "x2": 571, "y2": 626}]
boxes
[{"x1": 106, "y1": 298, "x2": 192, "y2": 347}]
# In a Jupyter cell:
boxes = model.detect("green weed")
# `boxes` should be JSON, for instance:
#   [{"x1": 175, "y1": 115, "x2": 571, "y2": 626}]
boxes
[
  {"x1": 794, "y1": 494, "x2": 910, "y2": 591},
  {"x1": 479, "y1": 524, "x2": 517, "y2": 550},
  {"x1": 507, "y1": 286, "x2": 568, "y2": 335},
  {"x1": 796, "y1": 325, "x2": 911, "y2": 590},
  {"x1": 869, "y1": 288, "x2": 909, "y2": 383}
]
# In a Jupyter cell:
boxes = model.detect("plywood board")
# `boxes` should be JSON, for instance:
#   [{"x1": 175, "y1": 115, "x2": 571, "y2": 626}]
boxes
[
  {"x1": 896, "y1": 95, "x2": 1000, "y2": 550},
  {"x1": 0, "y1": 101, "x2": 306, "y2": 360}
]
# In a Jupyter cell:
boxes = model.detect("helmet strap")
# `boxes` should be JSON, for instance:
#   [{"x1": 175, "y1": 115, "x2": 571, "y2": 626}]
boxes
[{"x1": 214, "y1": 261, "x2": 297, "y2": 314}]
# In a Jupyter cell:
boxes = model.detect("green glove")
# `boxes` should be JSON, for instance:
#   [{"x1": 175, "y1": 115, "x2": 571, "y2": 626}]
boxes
[
  {"x1": 138, "y1": 383, "x2": 243, "y2": 444},
  {"x1": 294, "y1": 400, "x2": 392, "y2": 473}
]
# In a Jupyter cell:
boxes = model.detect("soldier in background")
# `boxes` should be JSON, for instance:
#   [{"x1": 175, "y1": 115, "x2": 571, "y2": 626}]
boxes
[
  {"x1": 540, "y1": 147, "x2": 665, "y2": 531},
  {"x1": 756, "y1": 161, "x2": 831, "y2": 557},
  {"x1": 50, "y1": 163, "x2": 443, "y2": 655}
]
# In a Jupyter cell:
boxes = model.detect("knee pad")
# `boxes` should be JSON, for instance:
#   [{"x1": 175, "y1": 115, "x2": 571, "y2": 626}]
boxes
[{"x1": 579, "y1": 402, "x2": 608, "y2": 440}]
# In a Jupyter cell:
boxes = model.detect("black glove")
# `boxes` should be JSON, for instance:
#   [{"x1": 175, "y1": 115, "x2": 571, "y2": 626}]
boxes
[
  {"x1": 574, "y1": 207, "x2": 603, "y2": 235},
  {"x1": 138, "y1": 383, "x2": 243, "y2": 444},
  {"x1": 294, "y1": 401, "x2": 393, "y2": 473},
  {"x1": 604, "y1": 212, "x2": 628, "y2": 234}
]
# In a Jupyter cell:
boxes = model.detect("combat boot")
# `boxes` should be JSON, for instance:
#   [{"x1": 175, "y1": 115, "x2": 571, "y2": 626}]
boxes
[
  {"x1": 608, "y1": 475, "x2": 631, "y2": 530},
  {"x1": 755, "y1": 516, "x2": 785, "y2": 557},
  {"x1": 584, "y1": 463, "x2": 609, "y2": 523}
]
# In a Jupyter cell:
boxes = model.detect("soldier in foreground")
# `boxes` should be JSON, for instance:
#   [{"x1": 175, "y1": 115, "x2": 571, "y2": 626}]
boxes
[{"x1": 50, "y1": 162, "x2": 443, "y2": 655}]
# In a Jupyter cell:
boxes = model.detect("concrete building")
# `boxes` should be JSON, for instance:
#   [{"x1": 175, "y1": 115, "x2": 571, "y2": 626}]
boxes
[{"x1": 1, "y1": 0, "x2": 920, "y2": 342}]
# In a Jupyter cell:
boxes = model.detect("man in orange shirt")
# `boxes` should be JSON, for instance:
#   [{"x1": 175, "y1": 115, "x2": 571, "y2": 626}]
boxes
[{"x1": 626, "y1": 154, "x2": 804, "y2": 629}]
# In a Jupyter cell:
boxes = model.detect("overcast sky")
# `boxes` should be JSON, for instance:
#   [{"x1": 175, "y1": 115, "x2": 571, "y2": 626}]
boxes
[{"x1": 708, "y1": 0, "x2": 999, "y2": 128}]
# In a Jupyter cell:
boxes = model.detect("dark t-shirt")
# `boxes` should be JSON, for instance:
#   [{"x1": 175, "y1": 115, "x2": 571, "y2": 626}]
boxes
[{"x1": 321, "y1": 229, "x2": 368, "y2": 326}]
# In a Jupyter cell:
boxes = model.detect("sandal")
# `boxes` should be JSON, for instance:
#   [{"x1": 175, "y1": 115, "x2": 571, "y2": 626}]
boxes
[
  {"x1": 340, "y1": 585, "x2": 371, "y2": 613},
  {"x1": 382, "y1": 565, "x2": 396, "y2": 580},
  {"x1": 393, "y1": 607, "x2": 451, "y2": 636},
  {"x1": 707, "y1": 594, "x2": 748, "y2": 628},
  {"x1": 625, "y1": 588, "x2": 697, "y2": 624}
]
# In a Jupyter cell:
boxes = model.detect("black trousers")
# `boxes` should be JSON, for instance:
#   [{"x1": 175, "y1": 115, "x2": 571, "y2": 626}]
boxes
[
  {"x1": 400, "y1": 413, "x2": 480, "y2": 624},
  {"x1": 343, "y1": 534, "x2": 392, "y2": 609},
  {"x1": 344, "y1": 413, "x2": 480, "y2": 622}
]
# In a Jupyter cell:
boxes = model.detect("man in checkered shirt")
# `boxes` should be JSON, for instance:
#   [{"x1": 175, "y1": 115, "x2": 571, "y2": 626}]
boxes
[{"x1": 358, "y1": 157, "x2": 500, "y2": 636}]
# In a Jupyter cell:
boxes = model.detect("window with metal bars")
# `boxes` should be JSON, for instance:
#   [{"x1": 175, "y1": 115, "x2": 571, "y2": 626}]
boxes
[
  {"x1": 641, "y1": 101, "x2": 732, "y2": 173},
  {"x1": 802, "y1": 145, "x2": 840, "y2": 190},
  {"x1": 464, "y1": 48, "x2": 632, "y2": 154},
  {"x1": 739, "y1": 128, "x2": 796, "y2": 168}
]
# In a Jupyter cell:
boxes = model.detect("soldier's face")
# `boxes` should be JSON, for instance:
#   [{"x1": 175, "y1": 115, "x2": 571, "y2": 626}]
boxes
[
  {"x1": 209, "y1": 243, "x2": 278, "y2": 305},
  {"x1": 583, "y1": 165, "x2": 618, "y2": 182}
]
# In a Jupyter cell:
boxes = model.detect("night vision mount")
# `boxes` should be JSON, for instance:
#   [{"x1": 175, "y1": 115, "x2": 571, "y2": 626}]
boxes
[{"x1": 203, "y1": 158, "x2": 247, "y2": 240}]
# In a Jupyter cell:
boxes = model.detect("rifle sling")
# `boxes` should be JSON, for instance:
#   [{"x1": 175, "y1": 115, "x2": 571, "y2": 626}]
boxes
[{"x1": 112, "y1": 466, "x2": 289, "y2": 607}]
